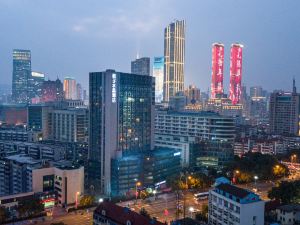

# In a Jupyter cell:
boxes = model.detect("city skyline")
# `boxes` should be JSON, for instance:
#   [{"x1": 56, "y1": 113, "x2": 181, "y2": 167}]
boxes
[{"x1": 0, "y1": 0, "x2": 299, "y2": 93}]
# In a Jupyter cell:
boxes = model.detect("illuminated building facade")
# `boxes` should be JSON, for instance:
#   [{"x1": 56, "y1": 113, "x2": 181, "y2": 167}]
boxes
[
  {"x1": 153, "y1": 57, "x2": 164, "y2": 103},
  {"x1": 12, "y1": 49, "x2": 31, "y2": 103},
  {"x1": 29, "y1": 71, "x2": 45, "y2": 102},
  {"x1": 63, "y1": 77, "x2": 77, "y2": 100},
  {"x1": 89, "y1": 70, "x2": 154, "y2": 195},
  {"x1": 41, "y1": 79, "x2": 64, "y2": 103},
  {"x1": 164, "y1": 20, "x2": 185, "y2": 102},
  {"x1": 229, "y1": 43, "x2": 243, "y2": 105},
  {"x1": 211, "y1": 43, "x2": 224, "y2": 99}
]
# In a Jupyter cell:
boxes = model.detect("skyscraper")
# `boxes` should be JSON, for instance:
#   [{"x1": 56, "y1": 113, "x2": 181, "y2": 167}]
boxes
[
  {"x1": 63, "y1": 77, "x2": 77, "y2": 100},
  {"x1": 89, "y1": 70, "x2": 154, "y2": 195},
  {"x1": 76, "y1": 83, "x2": 83, "y2": 100},
  {"x1": 269, "y1": 80, "x2": 300, "y2": 136},
  {"x1": 29, "y1": 71, "x2": 45, "y2": 101},
  {"x1": 211, "y1": 43, "x2": 224, "y2": 99},
  {"x1": 131, "y1": 57, "x2": 150, "y2": 76},
  {"x1": 12, "y1": 49, "x2": 31, "y2": 103},
  {"x1": 163, "y1": 20, "x2": 185, "y2": 102},
  {"x1": 153, "y1": 57, "x2": 164, "y2": 103},
  {"x1": 229, "y1": 43, "x2": 243, "y2": 105}
]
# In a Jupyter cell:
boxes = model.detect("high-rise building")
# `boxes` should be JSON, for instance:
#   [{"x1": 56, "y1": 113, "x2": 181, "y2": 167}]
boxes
[
  {"x1": 153, "y1": 57, "x2": 164, "y2": 103},
  {"x1": 185, "y1": 85, "x2": 201, "y2": 104},
  {"x1": 12, "y1": 49, "x2": 32, "y2": 103},
  {"x1": 211, "y1": 43, "x2": 224, "y2": 99},
  {"x1": 163, "y1": 20, "x2": 185, "y2": 102},
  {"x1": 269, "y1": 80, "x2": 300, "y2": 136},
  {"x1": 41, "y1": 79, "x2": 64, "y2": 103},
  {"x1": 89, "y1": 69, "x2": 154, "y2": 195},
  {"x1": 29, "y1": 71, "x2": 45, "y2": 102},
  {"x1": 250, "y1": 86, "x2": 263, "y2": 98},
  {"x1": 48, "y1": 108, "x2": 88, "y2": 143},
  {"x1": 229, "y1": 43, "x2": 243, "y2": 105},
  {"x1": 76, "y1": 83, "x2": 82, "y2": 100},
  {"x1": 63, "y1": 77, "x2": 77, "y2": 100},
  {"x1": 131, "y1": 57, "x2": 150, "y2": 76}
]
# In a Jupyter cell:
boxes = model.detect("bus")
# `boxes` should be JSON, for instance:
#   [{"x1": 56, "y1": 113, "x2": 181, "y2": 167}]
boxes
[{"x1": 194, "y1": 192, "x2": 209, "y2": 200}]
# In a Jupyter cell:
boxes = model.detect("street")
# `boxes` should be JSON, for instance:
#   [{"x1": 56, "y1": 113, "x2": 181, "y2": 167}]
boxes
[{"x1": 9, "y1": 176, "x2": 299, "y2": 225}]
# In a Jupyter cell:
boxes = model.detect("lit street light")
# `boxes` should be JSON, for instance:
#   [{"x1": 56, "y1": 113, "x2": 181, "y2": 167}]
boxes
[
  {"x1": 98, "y1": 198, "x2": 104, "y2": 203},
  {"x1": 189, "y1": 207, "x2": 194, "y2": 218},
  {"x1": 135, "y1": 181, "x2": 141, "y2": 204}
]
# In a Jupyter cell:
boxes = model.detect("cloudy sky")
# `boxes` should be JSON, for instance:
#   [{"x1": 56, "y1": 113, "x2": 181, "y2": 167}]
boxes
[{"x1": 0, "y1": 0, "x2": 299, "y2": 93}]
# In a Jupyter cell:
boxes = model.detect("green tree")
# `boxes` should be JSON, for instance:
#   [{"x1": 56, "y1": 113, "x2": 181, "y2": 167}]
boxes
[
  {"x1": 268, "y1": 180, "x2": 300, "y2": 204},
  {"x1": 79, "y1": 195, "x2": 95, "y2": 207},
  {"x1": 139, "y1": 207, "x2": 150, "y2": 218}
]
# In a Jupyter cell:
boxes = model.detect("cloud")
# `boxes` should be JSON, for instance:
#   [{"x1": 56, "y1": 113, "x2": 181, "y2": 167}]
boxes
[{"x1": 71, "y1": 0, "x2": 172, "y2": 38}]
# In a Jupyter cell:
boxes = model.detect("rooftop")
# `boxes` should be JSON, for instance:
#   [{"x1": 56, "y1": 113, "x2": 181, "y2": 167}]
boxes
[
  {"x1": 215, "y1": 183, "x2": 252, "y2": 199},
  {"x1": 277, "y1": 204, "x2": 300, "y2": 212},
  {"x1": 94, "y1": 202, "x2": 166, "y2": 225}
]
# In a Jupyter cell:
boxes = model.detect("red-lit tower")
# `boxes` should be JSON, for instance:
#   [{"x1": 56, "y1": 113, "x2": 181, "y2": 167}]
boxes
[
  {"x1": 229, "y1": 43, "x2": 243, "y2": 105},
  {"x1": 211, "y1": 43, "x2": 224, "y2": 99}
]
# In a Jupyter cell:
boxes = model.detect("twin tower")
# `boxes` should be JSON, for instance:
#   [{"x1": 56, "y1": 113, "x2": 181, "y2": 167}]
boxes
[{"x1": 211, "y1": 43, "x2": 243, "y2": 105}]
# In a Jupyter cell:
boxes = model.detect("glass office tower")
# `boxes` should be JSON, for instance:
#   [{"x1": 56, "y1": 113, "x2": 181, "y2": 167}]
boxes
[
  {"x1": 12, "y1": 49, "x2": 32, "y2": 103},
  {"x1": 89, "y1": 70, "x2": 154, "y2": 195},
  {"x1": 131, "y1": 57, "x2": 150, "y2": 76}
]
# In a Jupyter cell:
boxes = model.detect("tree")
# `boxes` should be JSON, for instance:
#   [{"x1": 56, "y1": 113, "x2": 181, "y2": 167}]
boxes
[
  {"x1": 195, "y1": 204, "x2": 208, "y2": 222},
  {"x1": 0, "y1": 207, "x2": 8, "y2": 223},
  {"x1": 224, "y1": 152, "x2": 289, "y2": 183},
  {"x1": 268, "y1": 180, "x2": 300, "y2": 204},
  {"x1": 79, "y1": 195, "x2": 95, "y2": 207},
  {"x1": 139, "y1": 207, "x2": 150, "y2": 218}
]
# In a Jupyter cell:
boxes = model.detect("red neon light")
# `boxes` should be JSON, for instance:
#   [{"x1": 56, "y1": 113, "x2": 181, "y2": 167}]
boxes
[
  {"x1": 229, "y1": 44, "x2": 243, "y2": 105},
  {"x1": 211, "y1": 43, "x2": 224, "y2": 99}
]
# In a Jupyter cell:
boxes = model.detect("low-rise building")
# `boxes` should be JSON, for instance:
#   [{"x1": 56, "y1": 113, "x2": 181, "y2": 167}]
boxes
[
  {"x1": 208, "y1": 183, "x2": 264, "y2": 225},
  {"x1": 0, "y1": 154, "x2": 84, "y2": 206},
  {"x1": 93, "y1": 202, "x2": 166, "y2": 225},
  {"x1": 276, "y1": 204, "x2": 300, "y2": 225}
]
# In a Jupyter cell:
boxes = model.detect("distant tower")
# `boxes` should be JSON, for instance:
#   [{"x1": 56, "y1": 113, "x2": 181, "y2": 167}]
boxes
[
  {"x1": 63, "y1": 77, "x2": 77, "y2": 100},
  {"x1": 163, "y1": 20, "x2": 185, "y2": 102},
  {"x1": 153, "y1": 57, "x2": 164, "y2": 103},
  {"x1": 293, "y1": 78, "x2": 297, "y2": 94},
  {"x1": 12, "y1": 49, "x2": 31, "y2": 103},
  {"x1": 131, "y1": 57, "x2": 150, "y2": 76},
  {"x1": 229, "y1": 43, "x2": 243, "y2": 105},
  {"x1": 210, "y1": 43, "x2": 224, "y2": 99}
]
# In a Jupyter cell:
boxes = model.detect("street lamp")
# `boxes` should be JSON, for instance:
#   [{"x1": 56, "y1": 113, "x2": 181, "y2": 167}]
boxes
[
  {"x1": 189, "y1": 207, "x2": 194, "y2": 218},
  {"x1": 254, "y1": 176, "x2": 258, "y2": 191},
  {"x1": 153, "y1": 190, "x2": 157, "y2": 200},
  {"x1": 291, "y1": 154, "x2": 297, "y2": 163},
  {"x1": 75, "y1": 191, "x2": 80, "y2": 209},
  {"x1": 135, "y1": 181, "x2": 141, "y2": 204},
  {"x1": 98, "y1": 198, "x2": 104, "y2": 203}
]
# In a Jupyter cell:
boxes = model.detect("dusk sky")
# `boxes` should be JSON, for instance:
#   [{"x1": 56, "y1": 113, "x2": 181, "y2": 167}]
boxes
[{"x1": 0, "y1": 0, "x2": 299, "y2": 93}]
